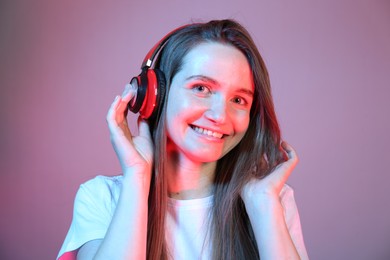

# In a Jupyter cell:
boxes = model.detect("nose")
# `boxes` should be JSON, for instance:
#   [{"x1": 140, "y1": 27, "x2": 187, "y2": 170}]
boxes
[{"x1": 204, "y1": 96, "x2": 227, "y2": 124}]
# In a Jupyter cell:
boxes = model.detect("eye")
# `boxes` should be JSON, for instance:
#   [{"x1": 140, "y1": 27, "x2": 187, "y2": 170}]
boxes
[
  {"x1": 231, "y1": 96, "x2": 248, "y2": 105},
  {"x1": 192, "y1": 84, "x2": 211, "y2": 95}
]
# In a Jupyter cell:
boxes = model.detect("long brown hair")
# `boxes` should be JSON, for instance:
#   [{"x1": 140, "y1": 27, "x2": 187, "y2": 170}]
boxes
[{"x1": 147, "y1": 19, "x2": 285, "y2": 260}]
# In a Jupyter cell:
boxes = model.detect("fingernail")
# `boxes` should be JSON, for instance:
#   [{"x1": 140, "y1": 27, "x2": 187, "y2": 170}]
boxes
[
  {"x1": 131, "y1": 83, "x2": 137, "y2": 90},
  {"x1": 123, "y1": 84, "x2": 132, "y2": 96}
]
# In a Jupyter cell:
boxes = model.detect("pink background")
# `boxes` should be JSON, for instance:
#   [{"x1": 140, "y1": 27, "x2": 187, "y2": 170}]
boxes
[{"x1": 1, "y1": 1, "x2": 389, "y2": 259}]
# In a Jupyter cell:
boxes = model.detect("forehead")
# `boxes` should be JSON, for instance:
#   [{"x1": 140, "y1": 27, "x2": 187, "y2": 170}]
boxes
[{"x1": 178, "y1": 42, "x2": 254, "y2": 90}]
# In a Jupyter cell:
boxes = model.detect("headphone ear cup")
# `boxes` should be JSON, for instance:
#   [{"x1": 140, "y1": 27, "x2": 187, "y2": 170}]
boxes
[
  {"x1": 151, "y1": 68, "x2": 166, "y2": 120},
  {"x1": 128, "y1": 68, "x2": 166, "y2": 121},
  {"x1": 137, "y1": 68, "x2": 166, "y2": 120},
  {"x1": 128, "y1": 71, "x2": 147, "y2": 114}
]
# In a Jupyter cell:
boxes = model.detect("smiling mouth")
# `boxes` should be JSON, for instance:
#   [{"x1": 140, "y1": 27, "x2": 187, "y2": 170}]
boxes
[{"x1": 190, "y1": 125, "x2": 225, "y2": 139}]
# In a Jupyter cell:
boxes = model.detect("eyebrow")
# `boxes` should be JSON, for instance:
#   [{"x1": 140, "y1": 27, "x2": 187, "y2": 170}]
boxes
[
  {"x1": 186, "y1": 75, "x2": 218, "y2": 85},
  {"x1": 186, "y1": 75, "x2": 254, "y2": 97}
]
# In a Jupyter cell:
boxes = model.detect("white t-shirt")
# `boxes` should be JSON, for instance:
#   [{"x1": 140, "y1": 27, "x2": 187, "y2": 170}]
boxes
[
  {"x1": 57, "y1": 175, "x2": 309, "y2": 259},
  {"x1": 166, "y1": 195, "x2": 213, "y2": 259}
]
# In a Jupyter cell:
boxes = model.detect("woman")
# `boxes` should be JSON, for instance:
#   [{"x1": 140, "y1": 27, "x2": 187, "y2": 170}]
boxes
[{"x1": 58, "y1": 19, "x2": 309, "y2": 259}]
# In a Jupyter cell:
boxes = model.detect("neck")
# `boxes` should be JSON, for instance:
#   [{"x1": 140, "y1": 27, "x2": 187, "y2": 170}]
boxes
[{"x1": 166, "y1": 151, "x2": 216, "y2": 200}]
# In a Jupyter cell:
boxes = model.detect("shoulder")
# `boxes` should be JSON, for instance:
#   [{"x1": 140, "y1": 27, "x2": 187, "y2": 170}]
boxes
[
  {"x1": 75, "y1": 175, "x2": 123, "y2": 213},
  {"x1": 80, "y1": 175, "x2": 123, "y2": 193},
  {"x1": 279, "y1": 184, "x2": 297, "y2": 218},
  {"x1": 57, "y1": 175, "x2": 123, "y2": 259},
  {"x1": 279, "y1": 184, "x2": 302, "y2": 228},
  {"x1": 280, "y1": 184, "x2": 295, "y2": 200},
  {"x1": 279, "y1": 185, "x2": 310, "y2": 259}
]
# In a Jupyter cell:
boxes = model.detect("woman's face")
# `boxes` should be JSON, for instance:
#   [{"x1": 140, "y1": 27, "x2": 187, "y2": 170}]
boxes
[{"x1": 165, "y1": 42, "x2": 254, "y2": 163}]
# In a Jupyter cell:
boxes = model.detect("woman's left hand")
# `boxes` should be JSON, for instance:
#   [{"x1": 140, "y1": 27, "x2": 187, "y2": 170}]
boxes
[
  {"x1": 241, "y1": 142, "x2": 302, "y2": 259},
  {"x1": 241, "y1": 141, "x2": 298, "y2": 204}
]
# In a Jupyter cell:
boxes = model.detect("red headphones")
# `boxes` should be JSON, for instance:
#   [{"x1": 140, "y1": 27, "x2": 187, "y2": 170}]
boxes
[{"x1": 128, "y1": 25, "x2": 189, "y2": 120}]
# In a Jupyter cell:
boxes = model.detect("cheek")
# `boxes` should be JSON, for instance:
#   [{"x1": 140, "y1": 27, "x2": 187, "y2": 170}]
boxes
[
  {"x1": 166, "y1": 91, "x2": 184, "y2": 122},
  {"x1": 165, "y1": 105, "x2": 180, "y2": 138},
  {"x1": 166, "y1": 88, "x2": 191, "y2": 114},
  {"x1": 233, "y1": 111, "x2": 251, "y2": 134},
  {"x1": 166, "y1": 92, "x2": 205, "y2": 123},
  {"x1": 165, "y1": 93, "x2": 194, "y2": 136}
]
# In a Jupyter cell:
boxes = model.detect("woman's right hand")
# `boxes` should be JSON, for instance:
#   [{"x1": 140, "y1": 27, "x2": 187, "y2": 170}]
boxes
[{"x1": 106, "y1": 83, "x2": 154, "y2": 190}]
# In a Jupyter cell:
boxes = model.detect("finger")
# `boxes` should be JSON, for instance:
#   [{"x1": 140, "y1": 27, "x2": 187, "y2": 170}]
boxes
[
  {"x1": 281, "y1": 141, "x2": 298, "y2": 164},
  {"x1": 107, "y1": 95, "x2": 131, "y2": 137},
  {"x1": 121, "y1": 83, "x2": 137, "y2": 103},
  {"x1": 113, "y1": 84, "x2": 137, "y2": 118},
  {"x1": 107, "y1": 95, "x2": 121, "y2": 126},
  {"x1": 273, "y1": 142, "x2": 298, "y2": 184},
  {"x1": 138, "y1": 118, "x2": 152, "y2": 141}
]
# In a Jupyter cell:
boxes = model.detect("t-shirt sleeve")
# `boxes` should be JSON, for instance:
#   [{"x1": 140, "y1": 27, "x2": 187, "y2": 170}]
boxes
[
  {"x1": 280, "y1": 184, "x2": 310, "y2": 260},
  {"x1": 57, "y1": 176, "x2": 119, "y2": 260}
]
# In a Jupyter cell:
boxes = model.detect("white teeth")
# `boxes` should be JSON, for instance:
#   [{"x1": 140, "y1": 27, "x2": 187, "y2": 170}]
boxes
[
  {"x1": 212, "y1": 132, "x2": 221, "y2": 138},
  {"x1": 193, "y1": 126, "x2": 223, "y2": 139}
]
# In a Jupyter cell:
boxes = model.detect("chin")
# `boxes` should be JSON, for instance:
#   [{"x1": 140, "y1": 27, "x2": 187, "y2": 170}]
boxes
[{"x1": 183, "y1": 150, "x2": 224, "y2": 163}]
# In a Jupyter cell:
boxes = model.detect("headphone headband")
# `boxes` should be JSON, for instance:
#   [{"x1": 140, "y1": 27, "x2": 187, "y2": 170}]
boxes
[
  {"x1": 141, "y1": 24, "x2": 191, "y2": 69},
  {"x1": 129, "y1": 23, "x2": 194, "y2": 121}
]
